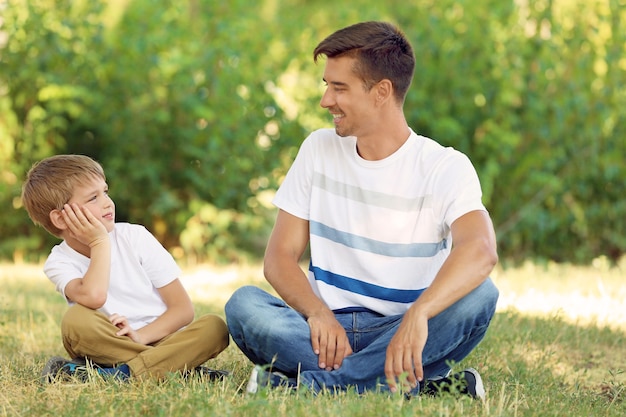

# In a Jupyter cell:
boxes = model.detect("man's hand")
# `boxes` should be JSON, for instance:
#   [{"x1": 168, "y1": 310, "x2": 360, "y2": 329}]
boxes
[
  {"x1": 61, "y1": 203, "x2": 109, "y2": 248},
  {"x1": 384, "y1": 310, "x2": 428, "y2": 393},
  {"x1": 110, "y1": 313, "x2": 144, "y2": 345},
  {"x1": 307, "y1": 309, "x2": 353, "y2": 370}
]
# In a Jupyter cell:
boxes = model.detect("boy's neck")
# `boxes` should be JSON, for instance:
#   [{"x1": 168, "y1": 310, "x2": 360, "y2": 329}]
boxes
[{"x1": 63, "y1": 234, "x2": 92, "y2": 258}]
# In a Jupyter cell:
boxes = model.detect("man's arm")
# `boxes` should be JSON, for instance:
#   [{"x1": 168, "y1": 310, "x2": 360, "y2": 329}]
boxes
[
  {"x1": 384, "y1": 210, "x2": 498, "y2": 392},
  {"x1": 264, "y1": 209, "x2": 353, "y2": 370}
]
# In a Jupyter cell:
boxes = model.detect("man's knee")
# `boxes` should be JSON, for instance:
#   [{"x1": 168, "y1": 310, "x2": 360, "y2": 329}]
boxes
[
  {"x1": 438, "y1": 278, "x2": 499, "y2": 326},
  {"x1": 225, "y1": 285, "x2": 265, "y2": 320},
  {"x1": 474, "y1": 278, "x2": 499, "y2": 313}
]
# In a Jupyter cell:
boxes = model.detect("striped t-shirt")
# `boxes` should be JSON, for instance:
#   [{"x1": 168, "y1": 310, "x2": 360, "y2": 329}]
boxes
[{"x1": 273, "y1": 128, "x2": 486, "y2": 316}]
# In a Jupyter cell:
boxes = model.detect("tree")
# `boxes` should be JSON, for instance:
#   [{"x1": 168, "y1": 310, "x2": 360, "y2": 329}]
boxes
[{"x1": 1, "y1": 0, "x2": 624, "y2": 264}]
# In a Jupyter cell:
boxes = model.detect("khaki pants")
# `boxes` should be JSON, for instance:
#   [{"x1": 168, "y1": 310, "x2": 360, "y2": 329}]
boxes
[{"x1": 61, "y1": 304, "x2": 229, "y2": 379}]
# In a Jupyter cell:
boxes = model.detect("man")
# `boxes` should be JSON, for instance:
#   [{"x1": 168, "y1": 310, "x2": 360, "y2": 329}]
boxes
[{"x1": 225, "y1": 21, "x2": 499, "y2": 399}]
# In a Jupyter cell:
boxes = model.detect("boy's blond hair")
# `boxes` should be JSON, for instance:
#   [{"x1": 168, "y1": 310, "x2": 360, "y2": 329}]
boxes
[{"x1": 22, "y1": 154, "x2": 106, "y2": 237}]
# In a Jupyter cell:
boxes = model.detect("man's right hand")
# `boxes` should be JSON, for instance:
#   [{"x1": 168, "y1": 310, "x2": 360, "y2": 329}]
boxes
[{"x1": 307, "y1": 309, "x2": 353, "y2": 370}]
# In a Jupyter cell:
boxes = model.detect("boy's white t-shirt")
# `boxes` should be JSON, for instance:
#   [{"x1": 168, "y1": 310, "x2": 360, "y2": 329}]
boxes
[{"x1": 44, "y1": 222, "x2": 182, "y2": 330}]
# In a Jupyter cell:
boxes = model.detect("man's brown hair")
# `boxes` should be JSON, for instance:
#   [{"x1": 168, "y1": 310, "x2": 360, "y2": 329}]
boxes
[
  {"x1": 313, "y1": 21, "x2": 415, "y2": 103},
  {"x1": 21, "y1": 154, "x2": 106, "y2": 237}
]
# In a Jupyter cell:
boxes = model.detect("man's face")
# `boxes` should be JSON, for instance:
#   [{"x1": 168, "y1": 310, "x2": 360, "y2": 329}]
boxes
[
  {"x1": 67, "y1": 176, "x2": 116, "y2": 233},
  {"x1": 319, "y1": 56, "x2": 378, "y2": 138}
]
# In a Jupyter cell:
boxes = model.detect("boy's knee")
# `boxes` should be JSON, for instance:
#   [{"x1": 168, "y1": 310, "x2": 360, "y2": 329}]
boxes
[
  {"x1": 200, "y1": 314, "x2": 228, "y2": 336},
  {"x1": 61, "y1": 304, "x2": 101, "y2": 333},
  {"x1": 193, "y1": 314, "x2": 230, "y2": 350}
]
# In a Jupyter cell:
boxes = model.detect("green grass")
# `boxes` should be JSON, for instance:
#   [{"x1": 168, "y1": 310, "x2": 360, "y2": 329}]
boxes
[{"x1": 1, "y1": 261, "x2": 625, "y2": 417}]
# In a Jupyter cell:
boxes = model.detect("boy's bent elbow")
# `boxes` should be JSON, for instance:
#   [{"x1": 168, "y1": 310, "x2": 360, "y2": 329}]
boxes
[
  {"x1": 178, "y1": 301, "x2": 195, "y2": 327},
  {"x1": 184, "y1": 305, "x2": 195, "y2": 326},
  {"x1": 65, "y1": 280, "x2": 108, "y2": 309},
  {"x1": 91, "y1": 289, "x2": 108, "y2": 307},
  {"x1": 78, "y1": 292, "x2": 107, "y2": 309}
]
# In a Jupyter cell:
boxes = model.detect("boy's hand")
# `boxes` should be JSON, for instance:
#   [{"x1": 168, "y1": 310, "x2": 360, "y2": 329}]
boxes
[
  {"x1": 110, "y1": 313, "x2": 144, "y2": 345},
  {"x1": 62, "y1": 203, "x2": 109, "y2": 247}
]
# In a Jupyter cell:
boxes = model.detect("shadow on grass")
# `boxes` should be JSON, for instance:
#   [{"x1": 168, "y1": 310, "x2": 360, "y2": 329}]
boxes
[{"x1": 474, "y1": 309, "x2": 625, "y2": 412}]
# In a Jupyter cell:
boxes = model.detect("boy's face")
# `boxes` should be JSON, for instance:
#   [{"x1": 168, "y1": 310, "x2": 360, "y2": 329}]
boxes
[{"x1": 67, "y1": 176, "x2": 115, "y2": 233}]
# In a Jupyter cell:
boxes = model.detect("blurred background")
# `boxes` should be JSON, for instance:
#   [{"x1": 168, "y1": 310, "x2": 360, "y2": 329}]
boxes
[{"x1": 1, "y1": 0, "x2": 624, "y2": 267}]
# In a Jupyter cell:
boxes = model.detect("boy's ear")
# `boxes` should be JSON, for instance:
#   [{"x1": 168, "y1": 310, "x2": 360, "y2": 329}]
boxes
[{"x1": 49, "y1": 209, "x2": 68, "y2": 230}]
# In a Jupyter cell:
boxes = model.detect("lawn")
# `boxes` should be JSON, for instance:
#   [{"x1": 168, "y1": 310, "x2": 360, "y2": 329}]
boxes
[{"x1": 0, "y1": 260, "x2": 624, "y2": 417}]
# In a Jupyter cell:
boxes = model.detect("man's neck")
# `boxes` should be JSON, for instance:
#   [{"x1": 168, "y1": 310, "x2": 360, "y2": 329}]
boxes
[{"x1": 355, "y1": 119, "x2": 411, "y2": 161}]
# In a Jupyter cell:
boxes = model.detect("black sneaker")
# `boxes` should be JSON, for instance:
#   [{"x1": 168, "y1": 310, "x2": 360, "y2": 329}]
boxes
[
  {"x1": 41, "y1": 356, "x2": 88, "y2": 383},
  {"x1": 187, "y1": 366, "x2": 230, "y2": 381},
  {"x1": 421, "y1": 368, "x2": 485, "y2": 400}
]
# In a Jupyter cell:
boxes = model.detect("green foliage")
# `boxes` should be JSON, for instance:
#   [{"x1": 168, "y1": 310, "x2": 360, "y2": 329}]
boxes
[
  {"x1": 398, "y1": 0, "x2": 626, "y2": 264},
  {"x1": 1, "y1": 0, "x2": 624, "y2": 263}
]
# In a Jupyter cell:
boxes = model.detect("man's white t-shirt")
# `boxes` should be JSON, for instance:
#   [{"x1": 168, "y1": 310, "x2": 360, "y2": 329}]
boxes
[
  {"x1": 273, "y1": 128, "x2": 487, "y2": 316},
  {"x1": 44, "y1": 223, "x2": 181, "y2": 330}
]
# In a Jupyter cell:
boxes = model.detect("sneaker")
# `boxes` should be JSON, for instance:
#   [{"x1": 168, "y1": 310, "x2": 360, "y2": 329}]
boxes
[
  {"x1": 41, "y1": 356, "x2": 129, "y2": 383},
  {"x1": 245, "y1": 365, "x2": 262, "y2": 394},
  {"x1": 246, "y1": 365, "x2": 295, "y2": 394},
  {"x1": 187, "y1": 366, "x2": 230, "y2": 381},
  {"x1": 41, "y1": 356, "x2": 88, "y2": 383},
  {"x1": 459, "y1": 368, "x2": 485, "y2": 400},
  {"x1": 95, "y1": 363, "x2": 131, "y2": 381},
  {"x1": 421, "y1": 368, "x2": 485, "y2": 400}
]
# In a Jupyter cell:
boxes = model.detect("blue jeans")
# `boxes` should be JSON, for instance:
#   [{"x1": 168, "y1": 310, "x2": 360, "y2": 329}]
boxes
[{"x1": 225, "y1": 278, "x2": 498, "y2": 394}]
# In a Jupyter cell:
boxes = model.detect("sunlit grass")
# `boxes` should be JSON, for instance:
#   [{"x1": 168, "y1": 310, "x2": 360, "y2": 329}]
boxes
[
  {"x1": 493, "y1": 257, "x2": 626, "y2": 331},
  {"x1": 1, "y1": 261, "x2": 625, "y2": 416}
]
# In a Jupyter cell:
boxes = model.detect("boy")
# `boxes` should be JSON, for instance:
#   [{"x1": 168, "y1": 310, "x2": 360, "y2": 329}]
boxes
[{"x1": 22, "y1": 154, "x2": 229, "y2": 382}]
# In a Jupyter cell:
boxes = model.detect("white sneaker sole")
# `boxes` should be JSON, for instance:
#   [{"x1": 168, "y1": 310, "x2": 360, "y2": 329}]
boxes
[{"x1": 246, "y1": 365, "x2": 261, "y2": 394}]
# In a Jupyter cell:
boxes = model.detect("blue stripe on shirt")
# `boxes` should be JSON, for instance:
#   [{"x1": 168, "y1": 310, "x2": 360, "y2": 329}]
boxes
[
  {"x1": 310, "y1": 220, "x2": 447, "y2": 258},
  {"x1": 310, "y1": 265, "x2": 425, "y2": 304}
]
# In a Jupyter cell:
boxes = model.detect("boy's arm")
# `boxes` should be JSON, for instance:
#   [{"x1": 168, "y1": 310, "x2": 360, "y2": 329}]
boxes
[
  {"x1": 59, "y1": 203, "x2": 111, "y2": 309},
  {"x1": 134, "y1": 278, "x2": 194, "y2": 345}
]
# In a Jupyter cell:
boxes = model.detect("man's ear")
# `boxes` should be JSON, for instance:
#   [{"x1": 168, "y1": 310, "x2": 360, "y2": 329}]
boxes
[
  {"x1": 375, "y1": 79, "x2": 393, "y2": 105},
  {"x1": 49, "y1": 209, "x2": 68, "y2": 230}
]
